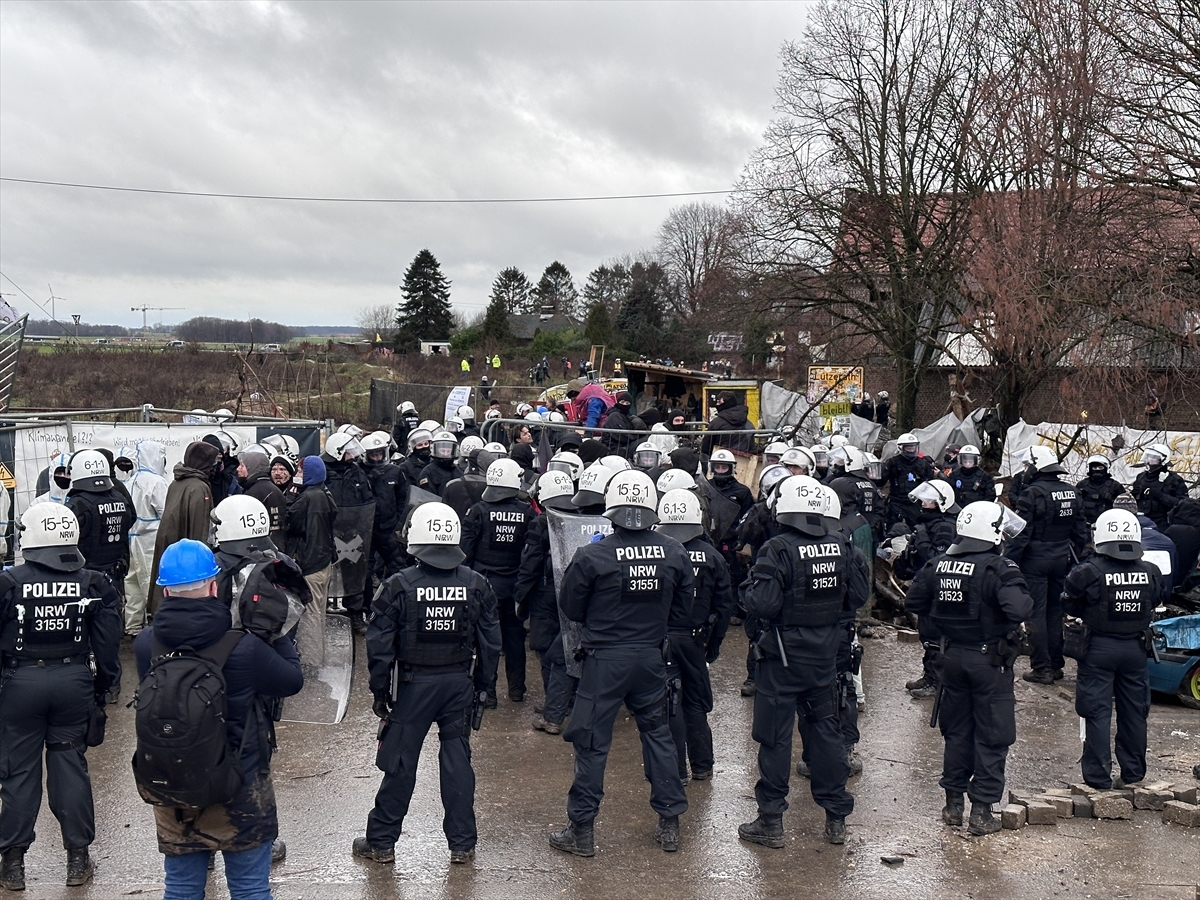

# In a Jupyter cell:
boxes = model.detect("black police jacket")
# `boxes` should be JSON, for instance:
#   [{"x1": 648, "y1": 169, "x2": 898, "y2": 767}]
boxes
[
  {"x1": 946, "y1": 465, "x2": 994, "y2": 507},
  {"x1": 324, "y1": 459, "x2": 374, "y2": 509},
  {"x1": 1063, "y1": 554, "x2": 1164, "y2": 636},
  {"x1": 1075, "y1": 474, "x2": 1124, "y2": 525},
  {"x1": 365, "y1": 461, "x2": 406, "y2": 535},
  {"x1": 418, "y1": 459, "x2": 459, "y2": 499},
  {"x1": 0, "y1": 561, "x2": 122, "y2": 695},
  {"x1": 1006, "y1": 471, "x2": 1089, "y2": 563},
  {"x1": 512, "y1": 515, "x2": 560, "y2": 653},
  {"x1": 442, "y1": 475, "x2": 486, "y2": 523},
  {"x1": 462, "y1": 497, "x2": 534, "y2": 578},
  {"x1": 677, "y1": 535, "x2": 734, "y2": 659},
  {"x1": 560, "y1": 527, "x2": 694, "y2": 648},
  {"x1": 1133, "y1": 467, "x2": 1189, "y2": 530},
  {"x1": 880, "y1": 453, "x2": 934, "y2": 501},
  {"x1": 906, "y1": 548, "x2": 1033, "y2": 644},
  {"x1": 66, "y1": 486, "x2": 136, "y2": 572},
  {"x1": 365, "y1": 562, "x2": 500, "y2": 694}
]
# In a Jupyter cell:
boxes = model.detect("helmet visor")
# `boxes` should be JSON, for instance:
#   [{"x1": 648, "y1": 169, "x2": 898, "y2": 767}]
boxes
[{"x1": 1000, "y1": 505, "x2": 1026, "y2": 539}]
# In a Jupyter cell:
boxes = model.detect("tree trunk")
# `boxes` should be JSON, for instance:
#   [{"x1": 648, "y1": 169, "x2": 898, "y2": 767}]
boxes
[{"x1": 893, "y1": 354, "x2": 922, "y2": 432}]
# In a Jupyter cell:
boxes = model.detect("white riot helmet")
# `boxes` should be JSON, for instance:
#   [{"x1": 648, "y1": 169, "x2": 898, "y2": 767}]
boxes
[
  {"x1": 261, "y1": 433, "x2": 300, "y2": 464},
  {"x1": 213, "y1": 408, "x2": 234, "y2": 424},
  {"x1": 1093, "y1": 508, "x2": 1143, "y2": 560},
  {"x1": 877, "y1": 391, "x2": 889, "y2": 400},
  {"x1": 19, "y1": 502, "x2": 83, "y2": 570},
  {"x1": 910, "y1": 479, "x2": 957, "y2": 513},
  {"x1": 574, "y1": 462, "x2": 616, "y2": 508},
  {"x1": 419, "y1": 419, "x2": 441, "y2": 434},
  {"x1": 399, "y1": 400, "x2": 417, "y2": 415},
  {"x1": 774, "y1": 475, "x2": 830, "y2": 536},
  {"x1": 484, "y1": 408, "x2": 502, "y2": 420},
  {"x1": 656, "y1": 468, "x2": 696, "y2": 496},
  {"x1": 780, "y1": 446, "x2": 816, "y2": 475},
  {"x1": 548, "y1": 450, "x2": 584, "y2": 483},
  {"x1": 1142, "y1": 443, "x2": 1171, "y2": 468},
  {"x1": 1085, "y1": 454, "x2": 1110, "y2": 474},
  {"x1": 211, "y1": 495, "x2": 272, "y2": 551},
  {"x1": 483, "y1": 458, "x2": 523, "y2": 501},
  {"x1": 709, "y1": 448, "x2": 737, "y2": 480},
  {"x1": 951, "y1": 501, "x2": 1007, "y2": 553},
  {"x1": 431, "y1": 430, "x2": 459, "y2": 461},
  {"x1": 897, "y1": 433, "x2": 920, "y2": 458},
  {"x1": 1028, "y1": 445, "x2": 1065, "y2": 474},
  {"x1": 600, "y1": 455, "x2": 631, "y2": 472},
  {"x1": 535, "y1": 470, "x2": 577, "y2": 511},
  {"x1": 829, "y1": 434, "x2": 848, "y2": 450},
  {"x1": 405, "y1": 502, "x2": 465, "y2": 569},
  {"x1": 958, "y1": 445, "x2": 981, "y2": 468},
  {"x1": 445, "y1": 417, "x2": 464, "y2": 435},
  {"x1": 457, "y1": 405, "x2": 476, "y2": 425},
  {"x1": 810, "y1": 446, "x2": 829, "y2": 469},
  {"x1": 864, "y1": 451, "x2": 883, "y2": 481},
  {"x1": 325, "y1": 432, "x2": 363, "y2": 461},
  {"x1": 841, "y1": 445, "x2": 868, "y2": 475},
  {"x1": 656, "y1": 488, "x2": 704, "y2": 542},
  {"x1": 548, "y1": 411, "x2": 566, "y2": 424},
  {"x1": 69, "y1": 449, "x2": 113, "y2": 492},
  {"x1": 604, "y1": 470, "x2": 659, "y2": 530},
  {"x1": 524, "y1": 411, "x2": 543, "y2": 424},
  {"x1": 763, "y1": 440, "x2": 789, "y2": 466},
  {"x1": 215, "y1": 430, "x2": 239, "y2": 456},
  {"x1": 407, "y1": 428, "x2": 434, "y2": 452},
  {"x1": 516, "y1": 403, "x2": 533, "y2": 417},
  {"x1": 632, "y1": 442, "x2": 662, "y2": 471},
  {"x1": 337, "y1": 423, "x2": 365, "y2": 439},
  {"x1": 361, "y1": 431, "x2": 392, "y2": 466},
  {"x1": 758, "y1": 464, "x2": 790, "y2": 500},
  {"x1": 459, "y1": 435, "x2": 485, "y2": 457}
]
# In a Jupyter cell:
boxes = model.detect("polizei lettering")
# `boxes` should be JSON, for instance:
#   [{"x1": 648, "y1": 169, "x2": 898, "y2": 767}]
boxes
[
  {"x1": 1050, "y1": 490, "x2": 1075, "y2": 502},
  {"x1": 97, "y1": 501, "x2": 127, "y2": 515},
  {"x1": 22, "y1": 582, "x2": 83, "y2": 599},
  {"x1": 415, "y1": 586, "x2": 468, "y2": 603},
  {"x1": 615, "y1": 546, "x2": 666, "y2": 561},
  {"x1": 489, "y1": 511, "x2": 526, "y2": 523},
  {"x1": 935, "y1": 560, "x2": 977, "y2": 576},
  {"x1": 1104, "y1": 571, "x2": 1150, "y2": 586},
  {"x1": 795, "y1": 543, "x2": 841, "y2": 560}
]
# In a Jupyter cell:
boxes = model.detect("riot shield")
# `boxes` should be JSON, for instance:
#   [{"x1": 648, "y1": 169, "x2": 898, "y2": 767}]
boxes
[
  {"x1": 281, "y1": 614, "x2": 354, "y2": 725},
  {"x1": 546, "y1": 508, "x2": 612, "y2": 678},
  {"x1": 699, "y1": 480, "x2": 742, "y2": 544},
  {"x1": 328, "y1": 501, "x2": 376, "y2": 599}
]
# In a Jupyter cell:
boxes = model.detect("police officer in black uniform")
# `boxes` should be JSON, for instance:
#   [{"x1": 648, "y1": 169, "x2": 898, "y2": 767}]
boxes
[
  {"x1": 1005, "y1": 446, "x2": 1089, "y2": 684},
  {"x1": 656, "y1": 489, "x2": 734, "y2": 781},
  {"x1": 1132, "y1": 443, "x2": 1189, "y2": 531},
  {"x1": 944, "y1": 445, "x2": 994, "y2": 508},
  {"x1": 878, "y1": 433, "x2": 934, "y2": 529},
  {"x1": 360, "y1": 431, "x2": 408, "y2": 581},
  {"x1": 549, "y1": 470, "x2": 693, "y2": 857},
  {"x1": 462, "y1": 458, "x2": 534, "y2": 704},
  {"x1": 65, "y1": 449, "x2": 136, "y2": 594},
  {"x1": 353, "y1": 501, "x2": 500, "y2": 866},
  {"x1": 738, "y1": 475, "x2": 868, "y2": 848},
  {"x1": 0, "y1": 503, "x2": 121, "y2": 890},
  {"x1": 1075, "y1": 455, "x2": 1124, "y2": 525},
  {"x1": 418, "y1": 430, "x2": 461, "y2": 499},
  {"x1": 1063, "y1": 509, "x2": 1165, "y2": 789},
  {"x1": 398, "y1": 429, "x2": 434, "y2": 487},
  {"x1": 906, "y1": 500, "x2": 1033, "y2": 835}
]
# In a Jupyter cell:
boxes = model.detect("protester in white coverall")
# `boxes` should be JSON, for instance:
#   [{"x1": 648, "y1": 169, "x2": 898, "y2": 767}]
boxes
[
  {"x1": 32, "y1": 451, "x2": 72, "y2": 506},
  {"x1": 123, "y1": 440, "x2": 168, "y2": 635}
]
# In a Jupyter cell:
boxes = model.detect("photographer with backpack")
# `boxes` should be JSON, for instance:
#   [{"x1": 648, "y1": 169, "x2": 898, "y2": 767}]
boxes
[{"x1": 133, "y1": 539, "x2": 302, "y2": 899}]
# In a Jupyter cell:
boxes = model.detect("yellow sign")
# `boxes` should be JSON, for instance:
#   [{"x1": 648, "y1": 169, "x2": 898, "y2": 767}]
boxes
[
  {"x1": 819, "y1": 402, "x2": 852, "y2": 418},
  {"x1": 808, "y1": 366, "x2": 864, "y2": 405},
  {"x1": 0, "y1": 462, "x2": 14, "y2": 490}
]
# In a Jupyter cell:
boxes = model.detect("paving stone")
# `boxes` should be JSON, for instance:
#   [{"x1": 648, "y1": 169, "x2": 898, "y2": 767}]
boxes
[
  {"x1": 1024, "y1": 801, "x2": 1058, "y2": 825},
  {"x1": 1041, "y1": 788, "x2": 1073, "y2": 798},
  {"x1": 1132, "y1": 787, "x2": 1174, "y2": 811},
  {"x1": 1035, "y1": 794, "x2": 1074, "y2": 817},
  {"x1": 1001, "y1": 804, "x2": 1026, "y2": 830},
  {"x1": 896, "y1": 629, "x2": 920, "y2": 643},
  {"x1": 1072, "y1": 795, "x2": 1093, "y2": 818},
  {"x1": 1092, "y1": 793, "x2": 1134, "y2": 819},
  {"x1": 1172, "y1": 785, "x2": 1199, "y2": 805},
  {"x1": 1162, "y1": 801, "x2": 1200, "y2": 828},
  {"x1": 1069, "y1": 783, "x2": 1099, "y2": 797}
]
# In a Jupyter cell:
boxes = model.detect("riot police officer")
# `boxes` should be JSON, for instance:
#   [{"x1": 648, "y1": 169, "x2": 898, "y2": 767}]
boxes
[
  {"x1": 656, "y1": 489, "x2": 734, "y2": 781},
  {"x1": 1063, "y1": 509, "x2": 1165, "y2": 789},
  {"x1": 462, "y1": 459, "x2": 534, "y2": 704},
  {"x1": 944, "y1": 445, "x2": 994, "y2": 508},
  {"x1": 738, "y1": 475, "x2": 868, "y2": 848},
  {"x1": 360, "y1": 431, "x2": 408, "y2": 582},
  {"x1": 905, "y1": 501, "x2": 1033, "y2": 835},
  {"x1": 392, "y1": 400, "x2": 421, "y2": 454},
  {"x1": 398, "y1": 429, "x2": 434, "y2": 487},
  {"x1": 878, "y1": 433, "x2": 934, "y2": 529},
  {"x1": 1076, "y1": 455, "x2": 1124, "y2": 525},
  {"x1": 549, "y1": 470, "x2": 693, "y2": 856},
  {"x1": 353, "y1": 502, "x2": 500, "y2": 866},
  {"x1": 1132, "y1": 443, "x2": 1189, "y2": 530},
  {"x1": 418, "y1": 430, "x2": 461, "y2": 498},
  {"x1": 65, "y1": 449, "x2": 136, "y2": 593},
  {"x1": 0, "y1": 503, "x2": 121, "y2": 890},
  {"x1": 1005, "y1": 446, "x2": 1089, "y2": 684}
]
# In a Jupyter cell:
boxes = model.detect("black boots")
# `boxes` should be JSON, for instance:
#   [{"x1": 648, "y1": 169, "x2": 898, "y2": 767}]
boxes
[
  {"x1": 65, "y1": 848, "x2": 93, "y2": 887},
  {"x1": 737, "y1": 812, "x2": 784, "y2": 849},
  {"x1": 942, "y1": 790, "x2": 965, "y2": 826},
  {"x1": 351, "y1": 837, "x2": 395, "y2": 863},
  {"x1": 1, "y1": 849, "x2": 24, "y2": 892},
  {"x1": 824, "y1": 813, "x2": 847, "y2": 845},
  {"x1": 654, "y1": 816, "x2": 680, "y2": 852},
  {"x1": 548, "y1": 821, "x2": 595, "y2": 858},
  {"x1": 968, "y1": 801, "x2": 1000, "y2": 836}
]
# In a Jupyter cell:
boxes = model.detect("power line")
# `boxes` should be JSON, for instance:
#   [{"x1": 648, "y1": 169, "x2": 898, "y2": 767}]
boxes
[{"x1": 0, "y1": 176, "x2": 732, "y2": 205}]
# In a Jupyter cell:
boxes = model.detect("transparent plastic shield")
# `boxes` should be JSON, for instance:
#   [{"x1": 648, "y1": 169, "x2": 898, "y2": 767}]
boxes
[
  {"x1": 281, "y1": 614, "x2": 354, "y2": 725},
  {"x1": 327, "y1": 501, "x2": 376, "y2": 598},
  {"x1": 1000, "y1": 505, "x2": 1026, "y2": 539},
  {"x1": 546, "y1": 508, "x2": 612, "y2": 678}
]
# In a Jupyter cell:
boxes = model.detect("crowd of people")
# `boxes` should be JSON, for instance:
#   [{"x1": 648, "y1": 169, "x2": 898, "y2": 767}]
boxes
[{"x1": 2, "y1": 385, "x2": 1198, "y2": 894}]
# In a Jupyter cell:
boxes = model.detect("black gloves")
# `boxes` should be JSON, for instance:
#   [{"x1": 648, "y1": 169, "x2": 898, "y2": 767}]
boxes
[{"x1": 372, "y1": 695, "x2": 391, "y2": 720}]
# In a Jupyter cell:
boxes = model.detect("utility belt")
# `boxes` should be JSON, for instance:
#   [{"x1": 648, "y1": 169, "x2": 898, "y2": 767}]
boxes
[
  {"x1": 5, "y1": 653, "x2": 90, "y2": 668},
  {"x1": 942, "y1": 634, "x2": 1018, "y2": 669}
]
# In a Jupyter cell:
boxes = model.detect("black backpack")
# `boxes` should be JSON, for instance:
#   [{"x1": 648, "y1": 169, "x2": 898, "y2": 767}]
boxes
[
  {"x1": 131, "y1": 631, "x2": 247, "y2": 809},
  {"x1": 220, "y1": 555, "x2": 310, "y2": 643}
]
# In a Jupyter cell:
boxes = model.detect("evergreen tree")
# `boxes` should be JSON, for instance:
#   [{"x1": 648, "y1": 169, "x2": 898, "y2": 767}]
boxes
[
  {"x1": 489, "y1": 266, "x2": 534, "y2": 314},
  {"x1": 394, "y1": 249, "x2": 454, "y2": 352},
  {"x1": 532, "y1": 261, "x2": 580, "y2": 319},
  {"x1": 616, "y1": 261, "x2": 668, "y2": 333},
  {"x1": 583, "y1": 301, "x2": 613, "y2": 347},
  {"x1": 481, "y1": 290, "x2": 513, "y2": 345},
  {"x1": 581, "y1": 263, "x2": 631, "y2": 317}
]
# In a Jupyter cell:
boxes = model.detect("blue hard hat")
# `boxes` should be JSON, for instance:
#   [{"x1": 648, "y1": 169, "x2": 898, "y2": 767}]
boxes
[{"x1": 157, "y1": 538, "x2": 221, "y2": 587}]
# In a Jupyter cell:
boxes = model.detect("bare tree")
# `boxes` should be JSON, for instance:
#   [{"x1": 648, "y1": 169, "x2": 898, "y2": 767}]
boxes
[
  {"x1": 357, "y1": 303, "x2": 398, "y2": 342},
  {"x1": 655, "y1": 203, "x2": 743, "y2": 318},
  {"x1": 734, "y1": 0, "x2": 995, "y2": 429}
]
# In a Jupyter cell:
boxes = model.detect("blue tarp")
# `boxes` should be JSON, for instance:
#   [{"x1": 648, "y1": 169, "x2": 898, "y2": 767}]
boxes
[{"x1": 1152, "y1": 615, "x2": 1200, "y2": 651}]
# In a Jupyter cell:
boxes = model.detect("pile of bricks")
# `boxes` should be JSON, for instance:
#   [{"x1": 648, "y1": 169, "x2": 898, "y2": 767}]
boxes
[{"x1": 999, "y1": 782, "x2": 1199, "y2": 829}]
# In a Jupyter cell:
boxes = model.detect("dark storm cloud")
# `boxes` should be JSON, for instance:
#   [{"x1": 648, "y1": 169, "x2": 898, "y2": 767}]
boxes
[{"x1": 0, "y1": 1, "x2": 807, "y2": 325}]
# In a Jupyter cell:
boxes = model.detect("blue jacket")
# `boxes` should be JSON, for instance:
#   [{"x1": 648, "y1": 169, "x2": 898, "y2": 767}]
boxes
[{"x1": 1137, "y1": 514, "x2": 1179, "y2": 596}]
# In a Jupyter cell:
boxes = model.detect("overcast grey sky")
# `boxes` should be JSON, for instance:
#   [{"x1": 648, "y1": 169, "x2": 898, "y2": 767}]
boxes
[{"x1": 0, "y1": 1, "x2": 809, "y2": 329}]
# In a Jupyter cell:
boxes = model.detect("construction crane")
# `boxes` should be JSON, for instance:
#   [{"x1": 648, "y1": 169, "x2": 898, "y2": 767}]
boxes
[{"x1": 131, "y1": 305, "x2": 184, "y2": 336}]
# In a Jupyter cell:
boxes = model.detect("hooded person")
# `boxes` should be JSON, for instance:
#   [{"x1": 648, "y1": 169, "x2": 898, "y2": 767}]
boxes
[
  {"x1": 202, "y1": 434, "x2": 242, "y2": 506},
  {"x1": 32, "y1": 451, "x2": 72, "y2": 505},
  {"x1": 269, "y1": 455, "x2": 300, "y2": 509},
  {"x1": 285, "y1": 455, "x2": 339, "y2": 661},
  {"x1": 150, "y1": 440, "x2": 221, "y2": 614},
  {"x1": 701, "y1": 391, "x2": 754, "y2": 455},
  {"x1": 601, "y1": 391, "x2": 643, "y2": 457},
  {"x1": 578, "y1": 439, "x2": 607, "y2": 467},
  {"x1": 124, "y1": 440, "x2": 169, "y2": 636},
  {"x1": 237, "y1": 448, "x2": 286, "y2": 546},
  {"x1": 565, "y1": 378, "x2": 615, "y2": 429}
]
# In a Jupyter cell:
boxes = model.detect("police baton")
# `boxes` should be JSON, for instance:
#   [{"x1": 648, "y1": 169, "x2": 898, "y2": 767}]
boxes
[{"x1": 929, "y1": 682, "x2": 944, "y2": 728}]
